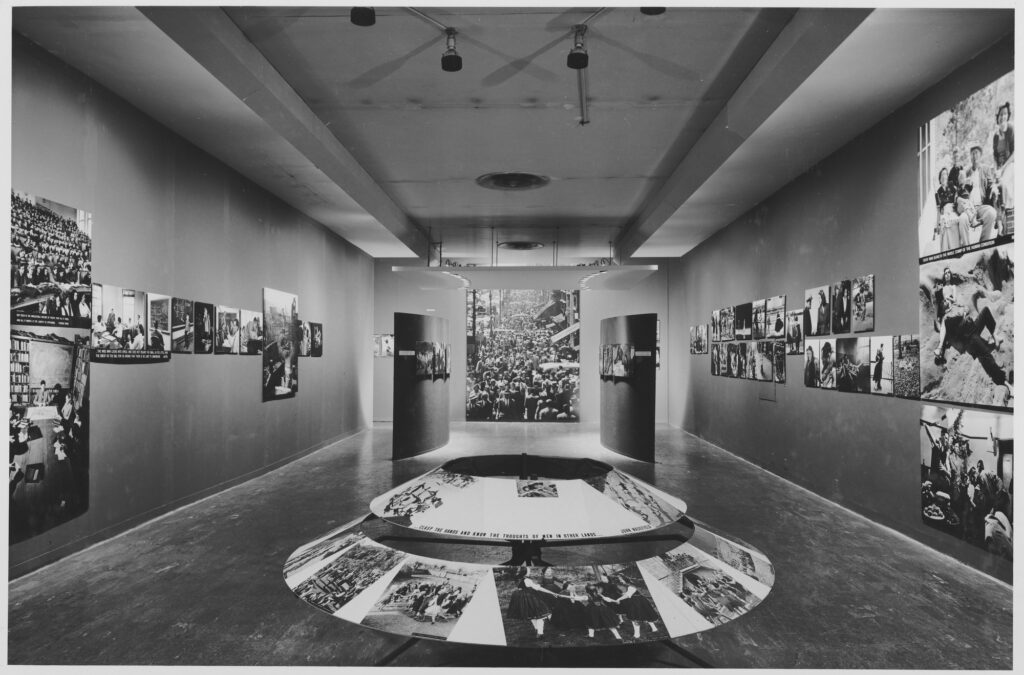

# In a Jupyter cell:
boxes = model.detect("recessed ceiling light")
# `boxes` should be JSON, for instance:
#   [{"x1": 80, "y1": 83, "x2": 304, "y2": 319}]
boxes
[
  {"x1": 496, "y1": 241, "x2": 546, "y2": 251},
  {"x1": 476, "y1": 172, "x2": 550, "y2": 191}
]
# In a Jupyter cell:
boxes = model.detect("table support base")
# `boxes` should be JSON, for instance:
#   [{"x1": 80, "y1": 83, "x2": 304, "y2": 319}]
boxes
[
  {"x1": 659, "y1": 639, "x2": 714, "y2": 668},
  {"x1": 373, "y1": 637, "x2": 420, "y2": 667}
]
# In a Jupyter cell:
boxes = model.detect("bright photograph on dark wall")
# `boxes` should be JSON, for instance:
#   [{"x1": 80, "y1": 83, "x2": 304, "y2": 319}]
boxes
[
  {"x1": 894, "y1": 334, "x2": 921, "y2": 400},
  {"x1": 262, "y1": 287, "x2": 298, "y2": 401},
  {"x1": 852, "y1": 275, "x2": 875, "y2": 333}
]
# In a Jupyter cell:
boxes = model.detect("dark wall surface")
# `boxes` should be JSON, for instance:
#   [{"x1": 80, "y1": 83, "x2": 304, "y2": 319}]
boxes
[
  {"x1": 600, "y1": 314, "x2": 657, "y2": 462},
  {"x1": 11, "y1": 35, "x2": 374, "y2": 576},
  {"x1": 668, "y1": 37, "x2": 1013, "y2": 581},
  {"x1": 392, "y1": 312, "x2": 450, "y2": 459}
]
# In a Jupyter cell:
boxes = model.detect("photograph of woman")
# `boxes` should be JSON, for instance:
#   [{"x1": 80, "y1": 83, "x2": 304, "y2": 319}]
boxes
[
  {"x1": 818, "y1": 339, "x2": 836, "y2": 390},
  {"x1": 504, "y1": 568, "x2": 555, "y2": 639}
]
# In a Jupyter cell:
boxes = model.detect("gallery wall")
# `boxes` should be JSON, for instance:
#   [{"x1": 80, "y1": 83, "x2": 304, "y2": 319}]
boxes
[
  {"x1": 11, "y1": 35, "x2": 374, "y2": 575},
  {"x1": 668, "y1": 36, "x2": 1013, "y2": 579}
]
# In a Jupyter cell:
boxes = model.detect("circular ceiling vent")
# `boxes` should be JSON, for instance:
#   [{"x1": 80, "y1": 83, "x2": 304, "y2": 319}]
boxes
[
  {"x1": 497, "y1": 241, "x2": 545, "y2": 250},
  {"x1": 476, "y1": 172, "x2": 550, "y2": 190}
]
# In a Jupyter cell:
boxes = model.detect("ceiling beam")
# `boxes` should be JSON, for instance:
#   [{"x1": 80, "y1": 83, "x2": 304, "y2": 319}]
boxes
[
  {"x1": 614, "y1": 8, "x2": 872, "y2": 261},
  {"x1": 139, "y1": 6, "x2": 430, "y2": 258}
]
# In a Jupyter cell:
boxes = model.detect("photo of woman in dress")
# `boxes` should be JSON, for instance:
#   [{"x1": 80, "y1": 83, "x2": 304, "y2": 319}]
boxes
[{"x1": 505, "y1": 568, "x2": 556, "y2": 639}]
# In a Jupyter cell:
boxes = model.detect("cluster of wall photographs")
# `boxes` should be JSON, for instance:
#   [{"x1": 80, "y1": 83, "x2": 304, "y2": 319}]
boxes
[
  {"x1": 598, "y1": 344, "x2": 638, "y2": 378},
  {"x1": 415, "y1": 341, "x2": 453, "y2": 378},
  {"x1": 10, "y1": 190, "x2": 324, "y2": 544}
]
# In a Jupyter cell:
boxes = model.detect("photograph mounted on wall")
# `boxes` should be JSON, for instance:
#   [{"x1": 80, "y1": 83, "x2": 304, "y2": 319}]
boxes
[
  {"x1": 611, "y1": 344, "x2": 635, "y2": 378},
  {"x1": 194, "y1": 301, "x2": 215, "y2": 354},
  {"x1": 240, "y1": 309, "x2": 263, "y2": 355},
  {"x1": 689, "y1": 327, "x2": 696, "y2": 355},
  {"x1": 870, "y1": 336, "x2": 894, "y2": 396},
  {"x1": 147, "y1": 293, "x2": 172, "y2": 351},
  {"x1": 711, "y1": 343, "x2": 721, "y2": 376},
  {"x1": 432, "y1": 341, "x2": 446, "y2": 377},
  {"x1": 11, "y1": 191, "x2": 92, "y2": 329},
  {"x1": 894, "y1": 334, "x2": 921, "y2": 400},
  {"x1": 695, "y1": 324, "x2": 708, "y2": 354},
  {"x1": 171, "y1": 298, "x2": 194, "y2": 353},
  {"x1": 803, "y1": 339, "x2": 819, "y2": 388},
  {"x1": 9, "y1": 325, "x2": 91, "y2": 544},
  {"x1": 311, "y1": 322, "x2": 323, "y2": 357},
  {"x1": 920, "y1": 405, "x2": 1012, "y2": 561},
  {"x1": 415, "y1": 340, "x2": 434, "y2": 377},
  {"x1": 831, "y1": 280, "x2": 851, "y2": 334},
  {"x1": 918, "y1": 71, "x2": 1014, "y2": 262},
  {"x1": 736, "y1": 342, "x2": 750, "y2": 380},
  {"x1": 836, "y1": 337, "x2": 871, "y2": 394},
  {"x1": 817, "y1": 338, "x2": 836, "y2": 390},
  {"x1": 754, "y1": 341, "x2": 774, "y2": 382},
  {"x1": 773, "y1": 341, "x2": 786, "y2": 384},
  {"x1": 804, "y1": 286, "x2": 831, "y2": 336},
  {"x1": 262, "y1": 287, "x2": 299, "y2": 401},
  {"x1": 786, "y1": 309, "x2": 804, "y2": 355},
  {"x1": 725, "y1": 343, "x2": 739, "y2": 378},
  {"x1": 90, "y1": 284, "x2": 170, "y2": 363},
  {"x1": 215, "y1": 306, "x2": 240, "y2": 355},
  {"x1": 711, "y1": 309, "x2": 721, "y2": 342},
  {"x1": 720, "y1": 306, "x2": 735, "y2": 341},
  {"x1": 766, "y1": 295, "x2": 786, "y2": 339},
  {"x1": 752, "y1": 299, "x2": 767, "y2": 340},
  {"x1": 297, "y1": 321, "x2": 312, "y2": 357},
  {"x1": 852, "y1": 275, "x2": 875, "y2": 333},
  {"x1": 919, "y1": 243, "x2": 1014, "y2": 409},
  {"x1": 733, "y1": 303, "x2": 752, "y2": 340},
  {"x1": 599, "y1": 344, "x2": 612, "y2": 377}
]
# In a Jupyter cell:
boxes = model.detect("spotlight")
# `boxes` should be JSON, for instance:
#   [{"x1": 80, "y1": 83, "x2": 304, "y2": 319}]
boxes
[
  {"x1": 567, "y1": 25, "x2": 588, "y2": 70},
  {"x1": 640, "y1": 7, "x2": 666, "y2": 16},
  {"x1": 441, "y1": 27, "x2": 462, "y2": 72},
  {"x1": 350, "y1": 7, "x2": 375, "y2": 26}
]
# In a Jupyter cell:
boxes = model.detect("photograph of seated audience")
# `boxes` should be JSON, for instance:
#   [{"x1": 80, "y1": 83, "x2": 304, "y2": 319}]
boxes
[
  {"x1": 466, "y1": 289, "x2": 580, "y2": 422},
  {"x1": 11, "y1": 191, "x2": 92, "y2": 326}
]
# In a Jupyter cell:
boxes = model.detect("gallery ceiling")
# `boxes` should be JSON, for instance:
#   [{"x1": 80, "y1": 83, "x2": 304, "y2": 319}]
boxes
[{"x1": 12, "y1": 6, "x2": 1013, "y2": 265}]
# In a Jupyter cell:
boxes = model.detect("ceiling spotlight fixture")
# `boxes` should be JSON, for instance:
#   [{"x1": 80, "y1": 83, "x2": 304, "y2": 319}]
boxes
[
  {"x1": 567, "y1": 25, "x2": 588, "y2": 70},
  {"x1": 350, "y1": 7, "x2": 376, "y2": 26},
  {"x1": 441, "y1": 27, "x2": 462, "y2": 72},
  {"x1": 476, "y1": 172, "x2": 550, "y2": 191},
  {"x1": 640, "y1": 7, "x2": 666, "y2": 16},
  {"x1": 496, "y1": 241, "x2": 546, "y2": 251}
]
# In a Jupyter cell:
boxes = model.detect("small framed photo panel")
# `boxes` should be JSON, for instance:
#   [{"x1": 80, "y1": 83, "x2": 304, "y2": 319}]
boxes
[
  {"x1": 804, "y1": 285, "x2": 831, "y2": 336},
  {"x1": 818, "y1": 338, "x2": 836, "y2": 390},
  {"x1": 311, "y1": 323, "x2": 323, "y2": 357},
  {"x1": 852, "y1": 274, "x2": 875, "y2": 333},
  {"x1": 298, "y1": 321, "x2": 312, "y2": 357},
  {"x1": 755, "y1": 341, "x2": 774, "y2": 381},
  {"x1": 836, "y1": 337, "x2": 870, "y2": 393},
  {"x1": 147, "y1": 293, "x2": 171, "y2": 351},
  {"x1": 373, "y1": 334, "x2": 382, "y2": 357},
  {"x1": 766, "y1": 295, "x2": 786, "y2": 339},
  {"x1": 262, "y1": 287, "x2": 299, "y2": 401},
  {"x1": 752, "y1": 299, "x2": 767, "y2": 340},
  {"x1": 711, "y1": 309, "x2": 721, "y2": 342},
  {"x1": 831, "y1": 280, "x2": 851, "y2": 334},
  {"x1": 725, "y1": 343, "x2": 739, "y2": 378},
  {"x1": 612, "y1": 344, "x2": 635, "y2": 377},
  {"x1": 721, "y1": 306, "x2": 735, "y2": 341},
  {"x1": 736, "y1": 341, "x2": 750, "y2": 379},
  {"x1": 443, "y1": 343, "x2": 450, "y2": 374},
  {"x1": 711, "y1": 343, "x2": 721, "y2": 376},
  {"x1": 804, "y1": 339, "x2": 819, "y2": 388},
  {"x1": 415, "y1": 340, "x2": 434, "y2": 376},
  {"x1": 870, "y1": 335, "x2": 894, "y2": 395},
  {"x1": 381, "y1": 334, "x2": 394, "y2": 357},
  {"x1": 786, "y1": 309, "x2": 804, "y2": 355},
  {"x1": 745, "y1": 342, "x2": 758, "y2": 380},
  {"x1": 215, "y1": 306, "x2": 240, "y2": 355},
  {"x1": 893, "y1": 334, "x2": 921, "y2": 400},
  {"x1": 432, "y1": 341, "x2": 445, "y2": 376},
  {"x1": 734, "y1": 303, "x2": 753, "y2": 340},
  {"x1": 240, "y1": 309, "x2": 263, "y2": 355},
  {"x1": 695, "y1": 324, "x2": 708, "y2": 354},
  {"x1": 599, "y1": 344, "x2": 612, "y2": 377},
  {"x1": 773, "y1": 341, "x2": 786, "y2": 384},
  {"x1": 171, "y1": 297, "x2": 194, "y2": 353},
  {"x1": 689, "y1": 326, "x2": 696, "y2": 354},
  {"x1": 194, "y1": 301, "x2": 215, "y2": 354}
]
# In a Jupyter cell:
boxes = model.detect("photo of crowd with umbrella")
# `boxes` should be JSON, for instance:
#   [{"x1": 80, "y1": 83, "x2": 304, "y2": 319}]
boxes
[
  {"x1": 466, "y1": 289, "x2": 579, "y2": 422},
  {"x1": 9, "y1": 191, "x2": 92, "y2": 542}
]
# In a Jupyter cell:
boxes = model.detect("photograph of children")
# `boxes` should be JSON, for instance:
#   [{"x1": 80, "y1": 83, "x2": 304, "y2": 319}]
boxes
[
  {"x1": 766, "y1": 295, "x2": 786, "y2": 339},
  {"x1": 194, "y1": 301, "x2": 215, "y2": 355},
  {"x1": 772, "y1": 342, "x2": 786, "y2": 384},
  {"x1": 920, "y1": 405, "x2": 1013, "y2": 560},
  {"x1": 290, "y1": 540, "x2": 406, "y2": 615},
  {"x1": 9, "y1": 325, "x2": 90, "y2": 544},
  {"x1": 298, "y1": 321, "x2": 312, "y2": 357},
  {"x1": 803, "y1": 285, "x2": 831, "y2": 336},
  {"x1": 725, "y1": 343, "x2": 739, "y2": 378},
  {"x1": 361, "y1": 558, "x2": 489, "y2": 641},
  {"x1": 695, "y1": 325, "x2": 708, "y2": 354},
  {"x1": 736, "y1": 342, "x2": 749, "y2": 380},
  {"x1": 262, "y1": 288, "x2": 299, "y2": 401},
  {"x1": 754, "y1": 342, "x2": 774, "y2": 382},
  {"x1": 894, "y1": 334, "x2": 922, "y2": 400},
  {"x1": 494, "y1": 563, "x2": 667, "y2": 647},
  {"x1": 920, "y1": 244, "x2": 1014, "y2": 409},
  {"x1": 516, "y1": 480, "x2": 559, "y2": 498},
  {"x1": 381, "y1": 334, "x2": 395, "y2": 357},
  {"x1": 710, "y1": 343, "x2": 721, "y2": 376},
  {"x1": 733, "y1": 303, "x2": 752, "y2": 340},
  {"x1": 689, "y1": 327, "x2": 695, "y2": 355},
  {"x1": 870, "y1": 336, "x2": 894, "y2": 395},
  {"x1": 831, "y1": 280, "x2": 852, "y2": 334},
  {"x1": 720, "y1": 306, "x2": 734, "y2": 341},
  {"x1": 611, "y1": 344, "x2": 635, "y2": 377},
  {"x1": 836, "y1": 337, "x2": 871, "y2": 393},
  {"x1": 170, "y1": 298, "x2": 194, "y2": 353},
  {"x1": 11, "y1": 191, "x2": 92, "y2": 329},
  {"x1": 311, "y1": 322, "x2": 323, "y2": 357},
  {"x1": 852, "y1": 275, "x2": 875, "y2": 333},
  {"x1": 215, "y1": 306, "x2": 240, "y2": 355},
  {"x1": 818, "y1": 338, "x2": 837, "y2": 390},
  {"x1": 240, "y1": 309, "x2": 263, "y2": 355},
  {"x1": 641, "y1": 550, "x2": 763, "y2": 628},
  {"x1": 751, "y1": 299, "x2": 766, "y2": 340},
  {"x1": 711, "y1": 310, "x2": 720, "y2": 342},
  {"x1": 415, "y1": 340, "x2": 435, "y2": 376},
  {"x1": 803, "y1": 340, "x2": 819, "y2": 388},
  {"x1": 785, "y1": 309, "x2": 804, "y2": 355},
  {"x1": 147, "y1": 294, "x2": 171, "y2": 351},
  {"x1": 917, "y1": 71, "x2": 1014, "y2": 260}
]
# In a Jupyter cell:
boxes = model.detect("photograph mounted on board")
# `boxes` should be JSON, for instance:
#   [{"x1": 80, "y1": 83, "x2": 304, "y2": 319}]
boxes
[
  {"x1": 766, "y1": 295, "x2": 786, "y2": 339},
  {"x1": 817, "y1": 338, "x2": 836, "y2": 390},
  {"x1": 803, "y1": 339, "x2": 819, "y2": 388},
  {"x1": 298, "y1": 321, "x2": 312, "y2": 357},
  {"x1": 920, "y1": 243, "x2": 1014, "y2": 409},
  {"x1": 852, "y1": 275, "x2": 875, "y2": 333},
  {"x1": 695, "y1": 325, "x2": 708, "y2": 354},
  {"x1": 786, "y1": 309, "x2": 804, "y2": 355},
  {"x1": 171, "y1": 298, "x2": 194, "y2": 353},
  {"x1": 836, "y1": 337, "x2": 871, "y2": 394},
  {"x1": 736, "y1": 342, "x2": 750, "y2": 380},
  {"x1": 689, "y1": 327, "x2": 696, "y2": 355},
  {"x1": 215, "y1": 306, "x2": 240, "y2": 355},
  {"x1": 311, "y1": 322, "x2": 323, "y2": 357},
  {"x1": 194, "y1": 301, "x2": 215, "y2": 355},
  {"x1": 416, "y1": 341, "x2": 435, "y2": 377},
  {"x1": 870, "y1": 336, "x2": 894, "y2": 396},
  {"x1": 803, "y1": 286, "x2": 831, "y2": 336},
  {"x1": 711, "y1": 343, "x2": 721, "y2": 376},
  {"x1": 611, "y1": 344, "x2": 635, "y2": 378},
  {"x1": 711, "y1": 309, "x2": 721, "y2": 342},
  {"x1": 240, "y1": 309, "x2": 263, "y2": 355},
  {"x1": 831, "y1": 280, "x2": 851, "y2": 334},
  {"x1": 920, "y1": 405, "x2": 1013, "y2": 561},
  {"x1": 147, "y1": 294, "x2": 172, "y2": 351},
  {"x1": 772, "y1": 341, "x2": 786, "y2": 384},
  {"x1": 720, "y1": 306, "x2": 735, "y2": 341},
  {"x1": 751, "y1": 299, "x2": 766, "y2": 340},
  {"x1": 725, "y1": 343, "x2": 739, "y2": 378},
  {"x1": 894, "y1": 334, "x2": 921, "y2": 400},
  {"x1": 262, "y1": 288, "x2": 299, "y2": 401},
  {"x1": 754, "y1": 342, "x2": 774, "y2": 382},
  {"x1": 918, "y1": 71, "x2": 1014, "y2": 261},
  {"x1": 90, "y1": 285, "x2": 169, "y2": 363},
  {"x1": 11, "y1": 191, "x2": 92, "y2": 329},
  {"x1": 733, "y1": 303, "x2": 752, "y2": 340}
]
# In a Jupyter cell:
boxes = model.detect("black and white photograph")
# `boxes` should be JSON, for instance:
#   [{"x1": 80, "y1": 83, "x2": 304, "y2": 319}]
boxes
[
  {"x1": 852, "y1": 274, "x2": 875, "y2": 333},
  {"x1": 147, "y1": 293, "x2": 172, "y2": 351},
  {"x1": 870, "y1": 336, "x2": 894, "y2": 395},
  {"x1": 817, "y1": 338, "x2": 836, "y2": 390},
  {"x1": 599, "y1": 344, "x2": 613, "y2": 377},
  {"x1": 918, "y1": 71, "x2": 1014, "y2": 261},
  {"x1": 836, "y1": 337, "x2": 871, "y2": 394},
  {"x1": 9, "y1": 325, "x2": 90, "y2": 544},
  {"x1": 290, "y1": 541, "x2": 406, "y2": 615},
  {"x1": 725, "y1": 343, "x2": 739, "y2": 379},
  {"x1": 171, "y1": 298, "x2": 194, "y2": 353},
  {"x1": 215, "y1": 305, "x2": 240, "y2": 355},
  {"x1": 772, "y1": 341, "x2": 786, "y2": 384},
  {"x1": 920, "y1": 405, "x2": 1013, "y2": 560},
  {"x1": 752, "y1": 299, "x2": 766, "y2": 340},
  {"x1": 736, "y1": 342, "x2": 749, "y2": 380},
  {"x1": 766, "y1": 295, "x2": 786, "y2": 339},
  {"x1": 587, "y1": 469, "x2": 682, "y2": 526},
  {"x1": 803, "y1": 339, "x2": 819, "y2": 388},
  {"x1": 710, "y1": 343, "x2": 721, "y2": 376},
  {"x1": 733, "y1": 302, "x2": 752, "y2": 340},
  {"x1": 466, "y1": 289, "x2": 579, "y2": 422},
  {"x1": 711, "y1": 309, "x2": 720, "y2": 342},
  {"x1": 432, "y1": 341, "x2": 446, "y2": 376},
  {"x1": 695, "y1": 324, "x2": 708, "y2": 354},
  {"x1": 284, "y1": 531, "x2": 363, "y2": 580},
  {"x1": 831, "y1": 280, "x2": 852, "y2": 334},
  {"x1": 311, "y1": 322, "x2": 323, "y2": 357},
  {"x1": 612, "y1": 344, "x2": 635, "y2": 378},
  {"x1": 262, "y1": 287, "x2": 299, "y2": 401},
  {"x1": 240, "y1": 309, "x2": 263, "y2": 355},
  {"x1": 360, "y1": 558, "x2": 489, "y2": 641},
  {"x1": 803, "y1": 285, "x2": 831, "y2": 336},
  {"x1": 689, "y1": 326, "x2": 696, "y2": 355},
  {"x1": 744, "y1": 342, "x2": 757, "y2": 380},
  {"x1": 720, "y1": 306, "x2": 735, "y2": 341},
  {"x1": 753, "y1": 342, "x2": 773, "y2": 382},
  {"x1": 894, "y1": 334, "x2": 922, "y2": 400},
  {"x1": 90, "y1": 285, "x2": 169, "y2": 363},
  {"x1": 786, "y1": 309, "x2": 804, "y2": 355},
  {"x1": 11, "y1": 191, "x2": 92, "y2": 329},
  {"x1": 380, "y1": 333, "x2": 395, "y2": 357},
  {"x1": 416, "y1": 340, "x2": 435, "y2": 377},
  {"x1": 517, "y1": 480, "x2": 559, "y2": 498},
  {"x1": 298, "y1": 321, "x2": 313, "y2": 357},
  {"x1": 194, "y1": 301, "x2": 215, "y2": 355},
  {"x1": 920, "y1": 243, "x2": 1013, "y2": 409}
]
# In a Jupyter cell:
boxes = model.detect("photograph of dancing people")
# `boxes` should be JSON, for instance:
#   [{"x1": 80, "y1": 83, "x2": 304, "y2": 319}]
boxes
[{"x1": 466, "y1": 289, "x2": 579, "y2": 422}]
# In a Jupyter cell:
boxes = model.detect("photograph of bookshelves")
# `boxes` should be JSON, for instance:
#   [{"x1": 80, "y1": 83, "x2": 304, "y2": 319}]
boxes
[{"x1": 10, "y1": 336, "x2": 30, "y2": 406}]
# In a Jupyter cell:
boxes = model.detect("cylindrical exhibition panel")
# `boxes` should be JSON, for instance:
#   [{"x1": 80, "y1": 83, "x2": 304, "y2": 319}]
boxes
[
  {"x1": 600, "y1": 313, "x2": 657, "y2": 462},
  {"x1": 392, "y1": 312, "x2": 450, "y2": 460}
]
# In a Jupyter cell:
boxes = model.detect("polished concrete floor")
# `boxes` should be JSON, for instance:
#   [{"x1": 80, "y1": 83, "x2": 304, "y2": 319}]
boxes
[{"x1": 7, "y1": 423, "x2": 1013, "y2": 668}]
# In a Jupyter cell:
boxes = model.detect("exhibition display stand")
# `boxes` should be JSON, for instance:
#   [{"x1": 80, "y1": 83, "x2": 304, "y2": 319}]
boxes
[
  {"x1": 600, "y1": 314, "x2": 657, "y2": 462},
  {"x1": 392, "y1": 312, "x2": 450, "y2": 459}
]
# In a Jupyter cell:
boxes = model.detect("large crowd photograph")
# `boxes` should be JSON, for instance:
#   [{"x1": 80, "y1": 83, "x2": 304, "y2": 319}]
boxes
[{"x1": 466, "y1": 289, "x2": 579, "y2": 422}]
